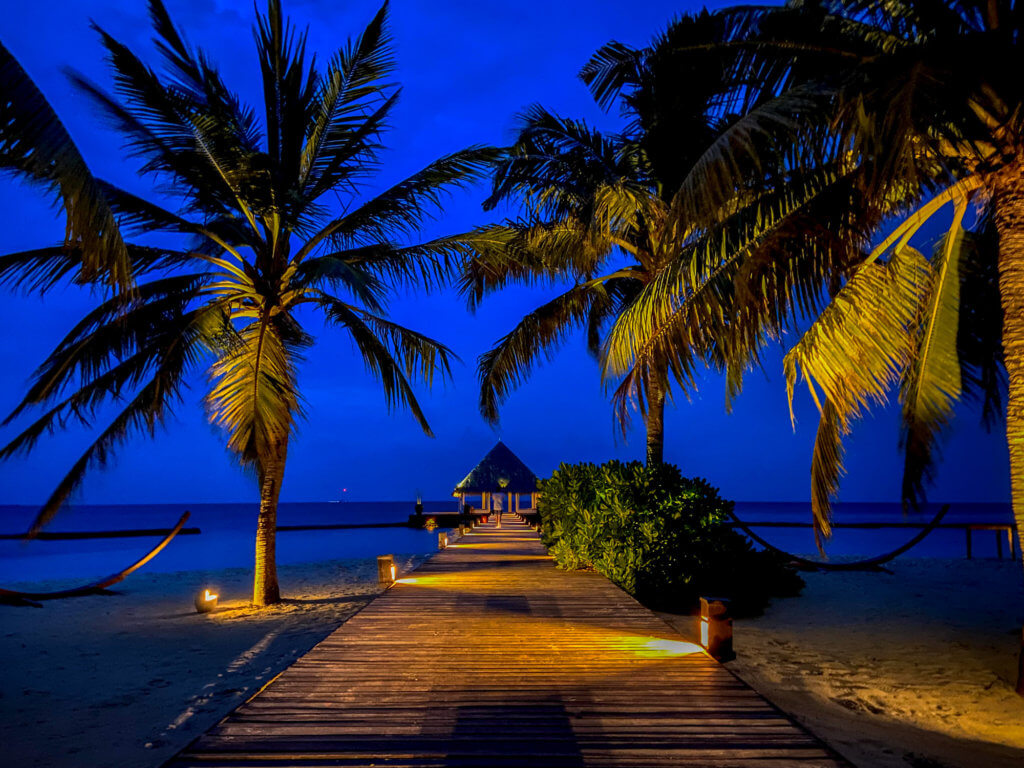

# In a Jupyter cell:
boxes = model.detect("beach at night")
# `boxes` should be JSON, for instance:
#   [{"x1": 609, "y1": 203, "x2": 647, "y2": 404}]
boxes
[{"x1": 2, "y1": 0, "x2": 1024, "y2": 765}]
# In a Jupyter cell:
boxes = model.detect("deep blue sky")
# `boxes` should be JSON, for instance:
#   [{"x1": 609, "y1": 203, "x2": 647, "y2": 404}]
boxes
[{"x1": 0, "y1": 0, "x2": 1010, "y2": 507}]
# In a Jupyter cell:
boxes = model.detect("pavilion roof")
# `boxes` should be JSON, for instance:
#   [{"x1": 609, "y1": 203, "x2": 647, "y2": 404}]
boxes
[{"x1": 454, "y1": 441, "x2": 539, "y2": 494}]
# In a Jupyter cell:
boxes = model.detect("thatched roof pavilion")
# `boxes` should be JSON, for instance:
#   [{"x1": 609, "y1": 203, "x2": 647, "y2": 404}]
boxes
[{"x1": 454, "y1": 441, "x2": 539, "y2": 514}]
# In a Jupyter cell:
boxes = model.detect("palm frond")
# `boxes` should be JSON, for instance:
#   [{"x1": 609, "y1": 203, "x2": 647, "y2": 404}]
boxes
[
  {"x1": 484, "y1": 106, "x2": 633, "y2": 216},
  {"x1": 784, "y1": 245, "x2": 931, "y2": 427},
  {"x1": 459, "y1": 219, "x2": 616, "y2": 311},
  {"x1": 6, "y1": 303, "x2": 219, "y2": 537},
  {"x1": 810, "y1": 399, "x2": 843, "y2": 548},
  {"x1": 205, "y1": 315, "x2": 301, "y2": 467},
  {"x1": 299, "y1": 146, "x2": 500, "y2": 258},
  {"x1": 300, "y1": 3, "x2": 396, "y2": 196},
  {"x1": 318, "y1": 297, "x2": 454, "y2": 435},
  {"x1": 477, "y1": 283, "x2": 610, "y2": 423},
  {"x1": 3, "y1": 273, "x2": 208, "y2": 425},
  {"x1": 898, "y1": 195, "x2": 969, "y2": 510},
  {"x1": 0, "y1": 41, "x2": 131, "y2": 289}
]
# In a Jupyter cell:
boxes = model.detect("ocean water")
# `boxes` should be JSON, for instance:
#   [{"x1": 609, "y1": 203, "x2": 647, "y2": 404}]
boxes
[
  {"x1": 0, "y1": 501, "x2": 456, "y2": 584},
  {"x1": 0, "y1": 500, "x2": 1014, "y2": 584}
]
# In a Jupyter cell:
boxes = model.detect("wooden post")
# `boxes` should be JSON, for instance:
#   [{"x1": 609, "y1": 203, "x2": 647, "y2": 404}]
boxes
[
  {"x1": 997, "y1": 530, "x2": 1004, "y2": 559},
  {"x1": 377, "y1": 554, "x2": 396, "y2": 585},
  {"x1": 1010, "y1": 528, "x2": 1017, "y2": 561},
  {"x1": 699, "y1": 597, "x2": 734, "y2": 661},
  {"x1": 966, "y1": 528, "x2": 973, "y2": 559}
]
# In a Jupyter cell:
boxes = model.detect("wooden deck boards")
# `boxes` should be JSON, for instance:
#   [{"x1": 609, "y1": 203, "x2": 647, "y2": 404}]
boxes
[{"x1": 167, "y1": 518, "x2": 846, "y2": 767}]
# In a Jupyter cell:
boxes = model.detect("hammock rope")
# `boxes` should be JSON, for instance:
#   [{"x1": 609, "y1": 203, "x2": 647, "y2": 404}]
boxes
[
  {"x1": 728, "y1": 504, "x2": 950, "y2": 571},
  {"x1": 0, "y1": 511, "x2": 191, "y2": 601}
]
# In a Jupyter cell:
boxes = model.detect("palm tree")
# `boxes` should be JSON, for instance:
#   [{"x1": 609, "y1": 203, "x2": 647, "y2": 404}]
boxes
[
  {"x1": 602, "y1": 1, "x2": 1016, "y2": 557},
  {"x1": 463, "y1": 12, "x2": 796, "y2": 465},
  {"x1": 462, "y1": 107, "x2": 673, "y2": 465},
  {"x1": 0, "y1": 0, "x2": 496, "y2": 606}
]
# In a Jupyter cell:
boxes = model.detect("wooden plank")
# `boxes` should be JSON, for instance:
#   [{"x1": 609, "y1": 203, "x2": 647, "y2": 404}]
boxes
[{"x1": 166, "y1": 518, "x2": 849, "y2": 767}]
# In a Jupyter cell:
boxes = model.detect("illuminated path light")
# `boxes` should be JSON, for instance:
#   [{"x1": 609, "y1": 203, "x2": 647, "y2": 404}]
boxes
[
  {"x1": 193, "y1": 588, "x2": 218, "y2": 614},
  {"x1": 168, "y1": 517, "x2": 844, "y2": 767}
]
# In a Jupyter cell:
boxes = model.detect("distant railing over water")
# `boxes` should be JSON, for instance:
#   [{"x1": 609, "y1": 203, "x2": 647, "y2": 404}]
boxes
[{"x1": 727, "y1": 520, "x2": 1018, "y2": 560}]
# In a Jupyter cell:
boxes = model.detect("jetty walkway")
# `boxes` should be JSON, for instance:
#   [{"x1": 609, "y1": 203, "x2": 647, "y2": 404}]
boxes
[{"x1": 168, "y1": 518, "x2": 846, "y2": 767}]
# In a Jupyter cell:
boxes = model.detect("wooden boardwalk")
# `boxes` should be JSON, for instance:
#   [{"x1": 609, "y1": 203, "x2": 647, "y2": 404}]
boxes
[{"x1": 168, "y1": 518, "x2": 847, "y2": 767}]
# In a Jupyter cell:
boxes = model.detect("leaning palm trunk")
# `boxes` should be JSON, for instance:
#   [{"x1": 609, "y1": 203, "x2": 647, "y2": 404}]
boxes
[
  {"x1": 644, "y1": 366, "x2": 666, "y2": 466},
  {"x1": 253, "y1": 438, "x2": 288, "y2": 607},
  {"x1": 992, "y1": 161, "x2": 1024, "y2": 694}
]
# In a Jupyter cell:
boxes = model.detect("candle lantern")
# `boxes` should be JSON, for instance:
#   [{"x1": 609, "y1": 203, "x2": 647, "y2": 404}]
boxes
[
  {"x1": 438, "y1": 531, "x2": 448, "y2": 550},
  {"x1": 194, "y1": 588, "x2": 218, "y2": 614},
  {"x1": 377, "y1": 554, "x2": 396, "y2": 585},
  {"x1": 458, "y1": 524, "x2": 467, "y2": 537},
  {"x1": 699, "y1": 597, "x2": 734, "y2": 661}
]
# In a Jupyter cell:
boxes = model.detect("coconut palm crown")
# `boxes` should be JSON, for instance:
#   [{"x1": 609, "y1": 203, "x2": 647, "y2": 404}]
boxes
[
  {"x1": 462, "y1": 12, "x2": 794, "y2": 465},
  {"x1": 602, "y1": 0, "x2": 1013, "y2": 551},
  {"x1": 463, "y1": 9, "x2": 899, "y2": 466},
  {"x1": 0, "y1": 0, "x2": 497, "y2": 606}
]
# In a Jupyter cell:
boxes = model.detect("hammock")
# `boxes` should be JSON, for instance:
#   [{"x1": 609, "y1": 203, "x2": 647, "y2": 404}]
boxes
[
  {"x1": 728, "y1": 504, "x2": 950, "y2": 571},
  {"x1": 0, "y1": 511, "x2": 190, "y2": 602}
]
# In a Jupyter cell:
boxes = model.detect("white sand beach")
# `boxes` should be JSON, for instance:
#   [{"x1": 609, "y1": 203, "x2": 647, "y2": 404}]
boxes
[
  {"x1": 720, "y1": 558, "x2": 1024, "y2": 768},
  {"x1": 0, "y1": 555, "x2": 421, "y2": 768}
]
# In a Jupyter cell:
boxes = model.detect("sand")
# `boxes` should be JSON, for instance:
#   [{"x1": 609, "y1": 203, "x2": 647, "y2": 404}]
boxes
[
  {"x1": 719, "y1": 558, "x2": 1024, "y2": 768},
  {"x1": 0, "y1": 554, "x2": 422, "y2": 768}
]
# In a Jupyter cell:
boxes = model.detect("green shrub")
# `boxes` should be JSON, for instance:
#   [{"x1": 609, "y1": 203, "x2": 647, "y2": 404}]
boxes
[{"x1": 538, "y1": 460, "x2": 802, "y2": 615}]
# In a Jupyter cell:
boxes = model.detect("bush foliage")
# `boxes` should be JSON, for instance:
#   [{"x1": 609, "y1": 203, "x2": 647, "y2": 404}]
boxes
[{"x1": 538, "y1": 460, "x2": 802, "y2": 615}]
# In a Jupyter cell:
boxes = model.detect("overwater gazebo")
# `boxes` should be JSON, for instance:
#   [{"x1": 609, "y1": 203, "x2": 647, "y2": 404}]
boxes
[{"x1": 454, "y1": 441, "x2": 539, "y2": 515}]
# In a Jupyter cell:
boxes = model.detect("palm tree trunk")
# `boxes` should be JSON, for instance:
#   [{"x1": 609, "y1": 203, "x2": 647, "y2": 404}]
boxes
[
  {"x1": 253, "y1": 438, "x2": 288, "y2": 607},
  {"x1": 644, "y1": 365, "x2": 666, "y2": 466},
  {"x1": 992, "y1": 162, "x2": 1024, "y2": 695}
]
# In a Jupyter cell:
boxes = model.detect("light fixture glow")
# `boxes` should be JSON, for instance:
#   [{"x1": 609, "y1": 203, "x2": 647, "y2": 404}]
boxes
[{"x1": 194, "y1": 587, "x2": 219, "y2": 614}]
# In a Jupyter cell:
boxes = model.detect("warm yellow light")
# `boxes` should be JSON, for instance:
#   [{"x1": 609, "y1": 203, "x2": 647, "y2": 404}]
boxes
[
  {"x1": 612, "y1": 635, "x2": 703, "y2": 657},
  {"x1": 390, "y1": 564, "x2": 396, "y2": 581},
  {"x1": 395, "y1": 577, "x2": 419, "y2": 584},
  {"x1": 194, "y1": 587, "x2": 219, "y2": 614},
  {"x1": 641, "y1": 638, "x2": 703, "y2": 656},
  {"x1": 700, "y1": 618, "x2": 709, "y2": 648}
]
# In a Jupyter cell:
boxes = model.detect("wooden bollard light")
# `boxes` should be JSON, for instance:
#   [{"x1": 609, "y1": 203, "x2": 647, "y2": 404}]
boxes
[
  {"x1": 438, "y1": 531, "x2": 448, "y2": 550},
  {"x1": 377, "y1": 554, "x2": 396, "y2": 586},
  {"x1": 699, "y1": 597, "x2": 734, "y2": 661},
  {"x1": 194, "y1": 588, "x2": 218, "y2": 614}
]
